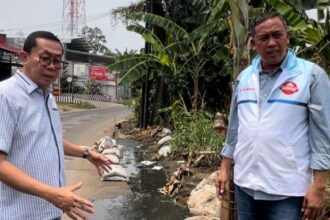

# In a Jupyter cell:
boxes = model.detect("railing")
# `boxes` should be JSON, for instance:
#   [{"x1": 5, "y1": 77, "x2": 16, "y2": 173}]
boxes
[
  {"x1": 55, "y1": 93, "x2": 112, "y2": 103},
  {"x1": 55, "y1": 95, "x2": 81, "y2": 104}
]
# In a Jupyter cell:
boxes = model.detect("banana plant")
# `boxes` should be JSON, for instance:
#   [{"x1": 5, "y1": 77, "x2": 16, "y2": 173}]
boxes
[
  {"x1": 269, "y1": 0, "x2": 330, "y2": 72},
  {"x1": 109, "y1": 1, "x2": 230, "y2": 115},
  {"x1": 227, "y1": 0, "x2": 251, "y2": 81}
]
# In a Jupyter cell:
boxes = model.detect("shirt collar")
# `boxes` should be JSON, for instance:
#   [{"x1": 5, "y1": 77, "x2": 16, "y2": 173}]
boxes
[
  {"x1": 258, "y1": 50, "x2": 289, "y2": 76},
  {"x1": 14, "y1": 70, "x2": 52, "y2": 95}
]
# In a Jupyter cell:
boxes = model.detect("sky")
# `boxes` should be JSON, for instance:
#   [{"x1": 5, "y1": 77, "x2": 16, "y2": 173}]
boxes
[{"x1": 0, "y1": 0, "x2": 144, "y2": 53}]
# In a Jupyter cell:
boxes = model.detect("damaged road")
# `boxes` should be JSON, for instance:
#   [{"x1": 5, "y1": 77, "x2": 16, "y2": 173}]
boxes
[{"x1": 60, "y1": 102, "x2": 133, "y2": 220}]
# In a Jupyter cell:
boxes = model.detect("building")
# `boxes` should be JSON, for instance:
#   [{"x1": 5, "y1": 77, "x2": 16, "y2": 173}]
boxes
[
  {"x1": 0, "y1": 34, "x2": 21, "y2": 81},
  {"x1": 63, "y1": 37, "x2": 128, "y2": 100},
  {"x1": 0, "y1": 35, "x2": 131, "y2": 100}
]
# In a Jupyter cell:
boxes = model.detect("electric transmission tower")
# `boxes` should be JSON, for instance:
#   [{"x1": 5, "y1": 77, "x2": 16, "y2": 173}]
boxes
[{"x1": 62, "y1": 0, "x2": 86, "y2": 37}]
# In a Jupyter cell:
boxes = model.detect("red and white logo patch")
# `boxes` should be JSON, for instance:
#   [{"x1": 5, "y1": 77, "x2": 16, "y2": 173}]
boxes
[{"x1": 280, "y1": 81, "x2": 299, "y2": 95}]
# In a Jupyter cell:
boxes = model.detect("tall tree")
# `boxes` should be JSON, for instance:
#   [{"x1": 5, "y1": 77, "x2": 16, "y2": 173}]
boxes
[{"x1": 81, "y1": 26, "x2": 109, "y2": 54}]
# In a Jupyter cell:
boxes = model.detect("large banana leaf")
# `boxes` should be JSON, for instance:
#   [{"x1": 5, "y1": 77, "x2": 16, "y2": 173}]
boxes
[
  {"x1": 118, "y1": 60, "x2": 160, "y2": 85},
  {"x1": 228, "y1": 0, "x2": 250, "y2": 79},
  {"x1": 188, "y1": 18, "x2": 228, "y2": 43},
  {"x1": 108, "y1": 54, "x2": 159, "y2": 72},
  {"x1": 128, "y1": 12, "x2": 188, "y2": 39},
  {"x1": 207, "y1": 0, "x2": 227, "y2": 23},
  {"x1": 269, "y1": 0, "x2": 330, "y2": 71},
  {"x1": 268, "y1": 0, "x2": 308, "y2": 29},
  {"x1": 228, "y1": 0, "x2": 248, "y2": 27},
  {"x1": 317, "y1": 0, "x2": 330, "y2": 21},
  {"x1": 127, "y1": 24, "x2": 164, "y2": 52}
]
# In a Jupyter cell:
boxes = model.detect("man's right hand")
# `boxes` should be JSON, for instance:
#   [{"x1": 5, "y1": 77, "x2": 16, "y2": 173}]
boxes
[
  {"x1": 45, "y1": 182, "x2": 94, "y2": 220},
  {"x1": 215, "y1": 158, "x2": 233, "y2": 201}
]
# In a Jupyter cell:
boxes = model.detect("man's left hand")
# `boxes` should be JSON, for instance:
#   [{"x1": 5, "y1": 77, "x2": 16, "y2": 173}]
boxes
[
  {"x1": 301, "y1": 185, "x2": 326, "y2": 220},
  {"x1": 86, "y1": 150, "x2": 112, "y2": 176}
]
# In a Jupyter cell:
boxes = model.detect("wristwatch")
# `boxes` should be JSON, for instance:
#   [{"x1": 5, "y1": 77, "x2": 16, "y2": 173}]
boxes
[{"x1": 82, "y1": 148, "x2": 90, "y2": 159}]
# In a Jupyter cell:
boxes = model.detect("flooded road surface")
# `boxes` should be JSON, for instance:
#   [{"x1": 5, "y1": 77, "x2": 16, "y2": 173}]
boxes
[{"x1": 90, "y1": 139, "x2": 190, "y2": 220}]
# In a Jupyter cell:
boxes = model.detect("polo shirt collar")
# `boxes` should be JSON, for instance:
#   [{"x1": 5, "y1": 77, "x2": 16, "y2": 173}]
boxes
[
  {"x1": 258, "y1": 50, "x2": 289, "y2": 76},
  {"x1": 15, "y1": 70, "x2": 52, "y2": 95}
]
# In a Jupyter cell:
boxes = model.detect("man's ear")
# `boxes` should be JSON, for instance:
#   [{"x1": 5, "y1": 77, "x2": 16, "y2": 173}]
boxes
[
  {"x1": 19, "y1": 50, "x2": 28, "y2": 63},
  {"x1": 250, "y1": 37, "x2": 255, "y2": 49},
  {"x1": 248, "y1": 32, "x2": 255, "y2": 49}
]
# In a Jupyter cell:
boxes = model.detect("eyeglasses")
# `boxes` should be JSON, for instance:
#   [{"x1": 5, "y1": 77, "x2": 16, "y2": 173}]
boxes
[{"x1": 38, "y1": 55, "x2": 63, "y2": 70}]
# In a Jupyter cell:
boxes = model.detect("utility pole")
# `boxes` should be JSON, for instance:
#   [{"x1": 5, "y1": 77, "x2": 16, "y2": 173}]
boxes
[{"x1": 140, "y1": 0, "x2": 154, "y2": 129}]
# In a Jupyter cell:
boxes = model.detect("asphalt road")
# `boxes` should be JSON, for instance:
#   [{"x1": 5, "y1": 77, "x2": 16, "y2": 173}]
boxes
[{"x1": 60, "y1": 102, "x2": 133, "y2": 219}]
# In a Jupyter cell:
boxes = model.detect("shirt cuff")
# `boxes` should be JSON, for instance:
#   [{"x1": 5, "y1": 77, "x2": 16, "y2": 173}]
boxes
[
  {"x1": 220, "y1": 143, "x2": 234, "y2": 159},
  {"x1": 310, "y1": 152, "x2": 330, "y2": 170}
]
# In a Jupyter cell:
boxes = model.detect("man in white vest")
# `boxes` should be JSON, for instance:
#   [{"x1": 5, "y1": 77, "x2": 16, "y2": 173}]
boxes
[{"x1": 216, "y1": 11, "x2": 330, "y2": 220}]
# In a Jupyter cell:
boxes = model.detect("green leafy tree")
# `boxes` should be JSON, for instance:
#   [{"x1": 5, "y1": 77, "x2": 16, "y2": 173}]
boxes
[
  {"x1": 111, "y1": 0, "x2": 145, "y2": 25},
  {"x1": 81, "y1": 26, "x2": 109, "y2": 54}
]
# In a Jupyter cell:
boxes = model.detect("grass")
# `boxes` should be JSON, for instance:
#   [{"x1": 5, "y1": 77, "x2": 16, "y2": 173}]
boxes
[
  {"x1": 121, "y1": 98, "x2": 135, "y2": 108},
  {"x1": 57, "y1": 102, "x2": 96, "y2": 112},
  {"x1": 170, "y1": 108, "x2": 223, "y2": 166}
]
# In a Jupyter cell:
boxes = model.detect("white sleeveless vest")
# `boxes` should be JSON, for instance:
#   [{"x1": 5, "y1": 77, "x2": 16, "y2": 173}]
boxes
[{"x1": 234, "y1": 50, "x2": 314, "y2": 196}]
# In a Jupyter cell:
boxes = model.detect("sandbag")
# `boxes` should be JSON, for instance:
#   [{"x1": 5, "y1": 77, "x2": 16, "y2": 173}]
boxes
[
  {"x1": 102, "y1": 165, "x2": 128, "y2": 182},
  {"x1": 104, "y1": 154, "x2": 119, "y2": 164},
  {"x1": 187, "y1": 171, "x2": 221, "y2": 218},
  {"x1": 102, "y1": 147, "x2": 122, "y2": 158}
]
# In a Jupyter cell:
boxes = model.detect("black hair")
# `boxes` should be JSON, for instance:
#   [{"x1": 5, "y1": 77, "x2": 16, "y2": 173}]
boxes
[
  {"x1": 250, "y1": 11, "x2": 288, "y2": 36},
  {"x1": 23, "y1": 31, "x2": 63, "y2": 53}
]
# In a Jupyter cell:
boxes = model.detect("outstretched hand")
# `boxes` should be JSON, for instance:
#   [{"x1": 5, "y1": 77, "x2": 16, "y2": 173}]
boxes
[
  {"x1": 46, "y1": 182, "x2": 94, "y2": 220},
  {"x1": 87, "y1": 150, "x2": 112, "y2": 176}
]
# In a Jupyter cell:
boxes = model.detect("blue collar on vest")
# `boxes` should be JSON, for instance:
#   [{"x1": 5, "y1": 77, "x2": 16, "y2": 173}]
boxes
[{"x1": 251, "y1": 49, "x2": 300, "y2": 77}]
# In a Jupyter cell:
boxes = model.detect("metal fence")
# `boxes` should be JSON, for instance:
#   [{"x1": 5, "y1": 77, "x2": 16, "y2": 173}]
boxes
[
  {"x1": 55, "y1": 93, "x2": 112, "y2": 103},
  {"x1": 54, "y1": 95, "x2": 81, "y2": 104}
]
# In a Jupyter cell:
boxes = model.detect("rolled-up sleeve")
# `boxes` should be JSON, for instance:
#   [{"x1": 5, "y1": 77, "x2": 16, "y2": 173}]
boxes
[
  {"x1": 0, "y1": 93, "x2": 16, "y2": 154},
  {"x1": 221, "y1": 82, "x2": 239, "y2": 159},
  {"x1": 308, "y1": 65, "x2": 330, "y2": 170}
]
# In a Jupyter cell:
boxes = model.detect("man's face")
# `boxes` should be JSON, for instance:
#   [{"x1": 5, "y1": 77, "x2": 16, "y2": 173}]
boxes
[
  {"x1": 20, "y1": 38, "x2": 63, "y2": 89},
  {"x1": 251, "y1": 17, "x2": 289, "y2": 71}
]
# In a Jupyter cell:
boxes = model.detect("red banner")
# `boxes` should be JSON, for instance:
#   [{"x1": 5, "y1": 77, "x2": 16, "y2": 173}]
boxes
[{"x1": 89, "y1": 66, "x2": 108, "y2": 81}]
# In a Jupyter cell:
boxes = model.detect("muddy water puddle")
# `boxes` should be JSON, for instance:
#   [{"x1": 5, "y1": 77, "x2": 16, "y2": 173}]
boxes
[{"x1": 90, "y1": 139, "x2": 189, "y2": 220}]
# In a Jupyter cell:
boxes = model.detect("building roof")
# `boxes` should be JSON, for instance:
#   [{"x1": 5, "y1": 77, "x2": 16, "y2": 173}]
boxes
[
  {"x1": 65, "y1": 49, "x2": 115, "y2": 66},
  {"x1": 0, "y1": 42, "x2": 21, "y2": 54},
  {"x1": 66, "y1": 38, "x2": 91, "y2": 52}
]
